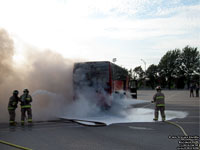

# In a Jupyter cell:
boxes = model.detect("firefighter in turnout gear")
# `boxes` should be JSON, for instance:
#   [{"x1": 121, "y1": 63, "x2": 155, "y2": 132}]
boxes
[
  {"x1": 8, "y1": 90, "x2": 20, "y2": 126},
  {"x1": 152, "y1": 86, "x2": 166, "y2": 121},
  {"x1": 20, "y1": 89, "x2": 32, "y2": 125}
]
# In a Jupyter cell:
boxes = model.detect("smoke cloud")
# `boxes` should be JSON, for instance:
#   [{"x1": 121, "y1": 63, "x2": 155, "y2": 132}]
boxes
[
  {"x1": 1, "y1": 29, "x2": 144, "y2": 123},
  {"x1": 0, "y1": 29, "x2": 14, "y2": 84},
  {"x1": 0, "y1": 28, "x2": 75, "y2": 122}
]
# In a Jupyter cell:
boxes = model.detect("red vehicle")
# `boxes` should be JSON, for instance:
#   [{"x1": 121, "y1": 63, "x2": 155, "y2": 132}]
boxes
[{"x1": 73, "y1": 61, "x2": 137, "y2": 108}]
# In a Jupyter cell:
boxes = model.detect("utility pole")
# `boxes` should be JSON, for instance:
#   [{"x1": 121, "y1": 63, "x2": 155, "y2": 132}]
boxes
[
  {"x1": 112, "y1": 58, "x2": 117, "y2": 91},
  {"x1": 140, "y1": 59, "x2": 146, "y2": 73},
  {"x1": 141, "y1": 59, "x2": 147, "y2": 89}
]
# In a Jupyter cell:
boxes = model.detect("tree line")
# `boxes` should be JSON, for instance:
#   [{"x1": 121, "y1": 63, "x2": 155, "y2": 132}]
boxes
[{"x1": 128, "y1": 45, "x2": 200, "y2": 89}]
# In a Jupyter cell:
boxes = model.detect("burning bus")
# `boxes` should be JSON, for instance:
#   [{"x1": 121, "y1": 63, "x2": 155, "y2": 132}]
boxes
[{"x1": 73, "y1": 61, "x2": 137, "y2": 108}]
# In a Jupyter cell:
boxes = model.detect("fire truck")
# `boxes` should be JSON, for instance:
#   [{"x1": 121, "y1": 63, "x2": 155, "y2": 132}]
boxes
[{"x1": 73, "y1": 61, "x2": 137, "y2": 108}]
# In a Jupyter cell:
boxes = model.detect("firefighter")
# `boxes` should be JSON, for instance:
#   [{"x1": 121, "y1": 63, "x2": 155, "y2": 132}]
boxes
[
  {"x1": 8, "y1": 90, "x2": 20, "y2": 126},
  {"x1": 20, "y1": 89, "x2": 33, "y2": 125},
  {"x1": 151, "y1": 86, "x2": 166, "y2": 121}
]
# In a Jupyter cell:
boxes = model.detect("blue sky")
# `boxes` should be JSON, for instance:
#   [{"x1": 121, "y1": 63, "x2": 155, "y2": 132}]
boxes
[{"x1": 0, "y1": 0, "x2": 199, "y2": 70}]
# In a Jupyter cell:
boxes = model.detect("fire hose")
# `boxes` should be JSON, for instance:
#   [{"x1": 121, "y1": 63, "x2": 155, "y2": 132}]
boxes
[
  {"x1": 143, "y1": 102, "x2": 200, "y2": 148},
  {"x1": 0, "y1": 139, "x2": 32, "y2": 150},
  {"x1": 164, "y1": 121, "x2": 200, "y2": 149}
]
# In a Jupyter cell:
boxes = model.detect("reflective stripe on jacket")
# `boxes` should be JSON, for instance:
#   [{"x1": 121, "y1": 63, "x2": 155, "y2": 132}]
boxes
[
  {"x1": 21, "y1": 105, "x2": 31, "y2": 108},
  {"x1": 153, "y1": 92, "x2": 165, "y2": 106},
  {"x1": 20, "y1": 94, "x2": 32, "y2": 108},
  {"x1": 8, "y1": 107, "x2": 14, "y2": 110}
]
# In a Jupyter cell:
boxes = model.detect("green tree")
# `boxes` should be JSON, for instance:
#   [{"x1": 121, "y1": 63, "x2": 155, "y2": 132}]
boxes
[
  {"x1": 146, "y1": 64, "x2": 158, "y2": 89},
  {"x1": 133, "y1": 66, "x2": 144, "y2": 88},
  {"x1": 133, "y1": 66, "x2": 144, "y2": 79},
  {"x1": 158, "y1": 49, "x2": 181, "y2": 89},
  {"x1": 179, "y1": 46, "x2": 200, "y2": 88}
]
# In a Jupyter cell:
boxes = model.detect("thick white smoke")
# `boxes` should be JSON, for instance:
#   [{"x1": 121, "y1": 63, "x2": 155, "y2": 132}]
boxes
[
  {"x1": 62, "y1": 94, "x2": 188, "y2": 125},
  {"x1": 32, "y1": 90, "x2": 66, "y2": 121},
  {"x1": 0, "y1": 28, "x2": 75, "y2": 122}
]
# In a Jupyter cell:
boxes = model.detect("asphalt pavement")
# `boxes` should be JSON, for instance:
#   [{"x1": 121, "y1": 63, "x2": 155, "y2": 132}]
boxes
[{"x1": 0, "y1": 90, "x2": 199, "y2": 150}]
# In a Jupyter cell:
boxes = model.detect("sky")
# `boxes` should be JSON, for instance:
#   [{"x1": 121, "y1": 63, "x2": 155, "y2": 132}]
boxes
[{"x1": 0, "y1": 0, "x2": 199, "y2": 70}]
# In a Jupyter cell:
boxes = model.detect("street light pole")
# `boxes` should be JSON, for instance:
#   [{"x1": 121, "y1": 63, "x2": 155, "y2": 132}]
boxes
[
  {"x1": 141, "y1": 59, "x2": 147, "y2": 89},
  {"x1": 141, "y1": 59, "x2": 146, "y2": 73}
]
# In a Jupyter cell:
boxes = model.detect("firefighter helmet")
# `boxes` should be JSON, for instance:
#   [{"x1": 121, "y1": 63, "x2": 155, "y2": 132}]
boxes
[
  {"x1": 156, "y1": 86, "x2": 161, "y2": 91},
  {"x1": 23, "y1": 89, "x2": 29, "y2": 93},
  {"x1": 13, "y1": 90, "x2": 19, "y2": 95}
]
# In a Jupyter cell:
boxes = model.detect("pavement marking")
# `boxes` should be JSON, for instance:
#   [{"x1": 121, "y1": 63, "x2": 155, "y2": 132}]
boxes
[{"x1": 128, "y1": 126, "x2": 154, "y2": 130}]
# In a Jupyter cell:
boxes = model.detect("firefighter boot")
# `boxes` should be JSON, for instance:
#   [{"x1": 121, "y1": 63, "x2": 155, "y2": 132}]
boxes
[
  {"x1": 21, "y1": 121, "x2": 25, "y2": 126},
  {"x1": 9, "y1": 121, "x2": 17, "y2": 126},
  {"x1": 13, "y1": 122, "x2": 17, "y2": 126},
  {"x1": 153, "y1": 118, "x2": 158, "y2": 121},
  {"x1": 28, "y1": 119, "x2": 33, "y2": 127}
]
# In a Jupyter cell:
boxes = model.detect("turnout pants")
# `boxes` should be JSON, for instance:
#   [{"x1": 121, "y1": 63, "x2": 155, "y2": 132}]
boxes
[
  {"x1": 8, "y1": 109, "x2": 16, "y2": 124},
  {"x1": 21, "y1": 108, "x2": 32, "y2": 124},
  {"x1": 154, "y1": 106, "x2": 165, "y2": 121}
]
